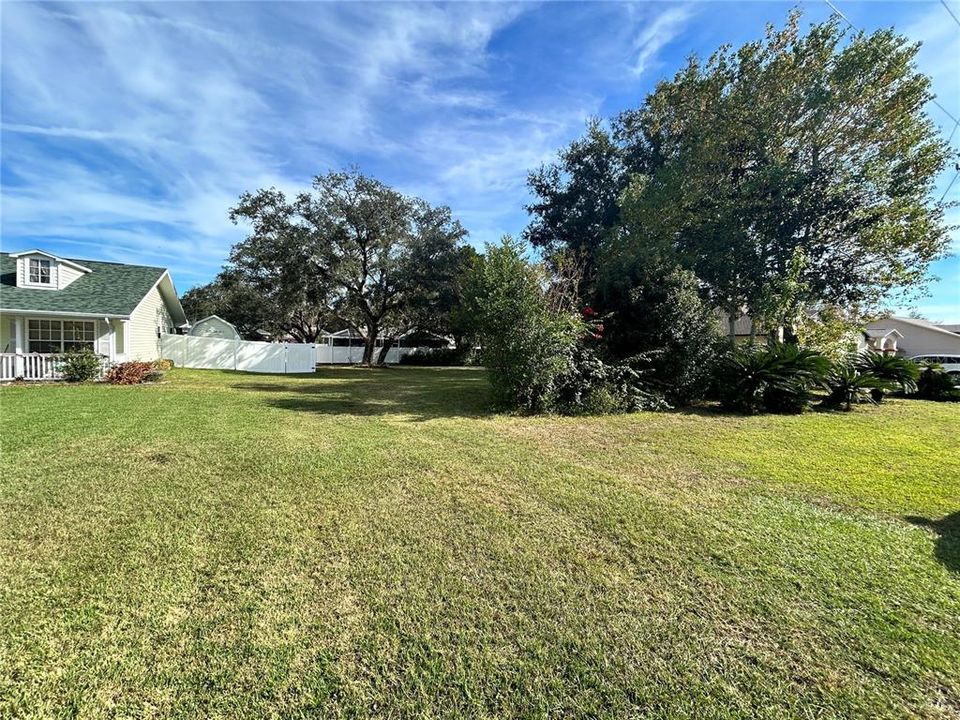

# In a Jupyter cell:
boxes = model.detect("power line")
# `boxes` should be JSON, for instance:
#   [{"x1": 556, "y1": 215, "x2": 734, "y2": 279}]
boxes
[
  {"x1": 948, "y1": 119, "x2": 960, "y2": 146},
  {"x1": 940, "y1": 0, "x2": 960, "y2": 29},
  {"x1": 824, "y1": 0, "x2": 959, "y2": 126},
  {"x1": 940, "y1": 169, "x2": 959, "y2": 203}
]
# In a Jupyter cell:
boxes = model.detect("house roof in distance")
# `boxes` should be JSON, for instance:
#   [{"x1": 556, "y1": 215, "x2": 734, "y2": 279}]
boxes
[{"x1": 0, "y1": 251, "x2": 177, "y2": 319}]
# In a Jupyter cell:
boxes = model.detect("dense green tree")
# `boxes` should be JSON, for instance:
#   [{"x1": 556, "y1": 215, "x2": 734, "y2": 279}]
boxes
[
  {"x1": 525, "y1": 118, "x2": 626, "y2": 284},
  {"x1": 615, "y1": 13, "x2": 953, "y2": 336},
  {"x1": 462, "y1": 237, "x2": 582, "y2": 412},
  {"x1": 229, "y1": 169, "x2": 468, "y2": 363},
  {"x1": 528, "y1": 12, "x2": 953, "y2": 345}
]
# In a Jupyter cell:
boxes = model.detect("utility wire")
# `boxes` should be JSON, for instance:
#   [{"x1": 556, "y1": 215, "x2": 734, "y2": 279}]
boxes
[
  {"x1": 824, "y1": 0, "x2": 959, "y2": 126},
  {"x1": 940, "y1": 169, "x2": 959, "y2": 202},
  {"x1": 940, "y1": 0, "x2": 960, "y2": 29}
]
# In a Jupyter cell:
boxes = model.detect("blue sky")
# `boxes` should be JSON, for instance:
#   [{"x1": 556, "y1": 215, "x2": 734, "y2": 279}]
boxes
[{"x1": 2, "y1": 1, "x2": 958, "y2": 321}]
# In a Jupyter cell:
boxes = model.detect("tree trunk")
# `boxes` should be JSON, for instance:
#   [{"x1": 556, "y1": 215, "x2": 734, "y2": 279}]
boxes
[
  {"x1": 362, "y1": 322, "x2": 378, "y2": 365},
  {"x1": 376, "y1": 336, "x2": 395, "y2": 365},
  {"x1": 728, "y1": 313, "x2": 737, "y2": 345}
]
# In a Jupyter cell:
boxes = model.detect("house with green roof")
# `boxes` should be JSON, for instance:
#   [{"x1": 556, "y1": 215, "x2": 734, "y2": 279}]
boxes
[{"x1": 1, "y1": 249, "x2": 187, "y2": 379}]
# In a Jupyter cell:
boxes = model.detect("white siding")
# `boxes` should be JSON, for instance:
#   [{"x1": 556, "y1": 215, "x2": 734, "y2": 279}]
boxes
[
  {"x1": 57, "y1": 263, "x2": 85, "y2": 289},
  {"x1": 867, "y1": 318, "x2": 960, "y2": 358},
  {"x1": 128, "y1": 286, "x2": 174, "y2": 361}
]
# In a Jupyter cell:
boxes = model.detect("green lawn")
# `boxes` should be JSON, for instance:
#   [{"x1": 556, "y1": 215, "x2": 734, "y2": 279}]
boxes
[{"x1": 1, "y1": 367, "x2": 958, "y2": 719}]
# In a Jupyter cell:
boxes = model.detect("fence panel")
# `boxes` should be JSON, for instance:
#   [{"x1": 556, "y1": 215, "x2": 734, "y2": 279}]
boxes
[
  {"x1": 161, "y1": 334, "x2": 317, "y2": 374},
  {"x1": 187, "y1": 336, "x2": 237, "y2": 369},
  {"x1": 284, "y1": 343, "x2": 317, "y2": 373},
  {"x1": 236, "y1": 341, "x2": 284, "y2": 373}
]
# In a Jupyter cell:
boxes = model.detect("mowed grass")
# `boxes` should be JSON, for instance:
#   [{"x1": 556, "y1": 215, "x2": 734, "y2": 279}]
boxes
[{"x1": 0, "y1": 367, "x2": 958, "y2": 719}]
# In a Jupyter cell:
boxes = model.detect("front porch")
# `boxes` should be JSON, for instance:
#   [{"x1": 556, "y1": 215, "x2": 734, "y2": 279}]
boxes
[
  {"x1": 0, "y1": 313, "x2": 128, "y2": 381},
  {"x1": 0, "y1": 352, "x2": 114, "y2": 382}
]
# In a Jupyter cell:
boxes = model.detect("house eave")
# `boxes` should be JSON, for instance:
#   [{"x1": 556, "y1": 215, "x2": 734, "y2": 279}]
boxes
[{"x1": 0, "y1": 308, "x2": 131, "y2": 319}]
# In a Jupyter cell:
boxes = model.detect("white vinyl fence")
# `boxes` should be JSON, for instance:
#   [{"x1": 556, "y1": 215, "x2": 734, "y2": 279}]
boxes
[
  {"x1": 315, "y1": 343, "x2": 423, "y2": 365},
  {"x1": 161, "y1": 334, "x2": 316, "y2": 374}
]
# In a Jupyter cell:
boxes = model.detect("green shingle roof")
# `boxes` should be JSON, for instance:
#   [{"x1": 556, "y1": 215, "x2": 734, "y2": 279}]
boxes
[{"x1": 0, "y1": 252, "x2": 167, "y2": 316}]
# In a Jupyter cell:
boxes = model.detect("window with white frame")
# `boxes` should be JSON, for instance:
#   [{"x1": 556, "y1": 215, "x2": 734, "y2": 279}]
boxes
[
  {"x1": 28, "y1": 258, "x2": 52, "y2": 285},
  {"x1": 27, "y1": 319, "x2": 96, "y2": 353}
]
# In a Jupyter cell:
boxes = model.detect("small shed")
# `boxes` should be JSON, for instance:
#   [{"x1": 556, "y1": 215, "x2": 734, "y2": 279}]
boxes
[{"x1": 188, "y1": 315, "x2": 241, "y2": 341}]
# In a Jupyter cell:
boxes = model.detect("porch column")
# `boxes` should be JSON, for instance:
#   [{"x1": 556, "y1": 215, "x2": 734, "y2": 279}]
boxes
[
  {"x1": 120, "y1": 320, "x2": 131, "y2": 361},
  {"x1": 13, "y1": 316, "x2": 25, "y2": 377},
  {"x1": 105, "y1": 317, "x2": 116, "y2": 362}
]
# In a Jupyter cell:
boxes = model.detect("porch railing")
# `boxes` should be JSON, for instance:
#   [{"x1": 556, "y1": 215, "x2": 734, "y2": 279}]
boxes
[{"x1": 0, "y1": 353, "x2": 111, "y2": 382}]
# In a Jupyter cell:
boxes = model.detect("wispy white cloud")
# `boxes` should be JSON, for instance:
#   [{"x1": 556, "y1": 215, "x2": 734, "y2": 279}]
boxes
[
  {"x1": 629, "y1": 5, "x2": 695, "y2": 76},
  {"x1": 0, "y1": 2, "x2": 542, "y2": 286}
]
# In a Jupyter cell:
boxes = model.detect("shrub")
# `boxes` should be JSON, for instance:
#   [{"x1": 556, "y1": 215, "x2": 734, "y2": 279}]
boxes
[
  {"x1": 823, "y1": 362, "x2": 888, "y2": 411},
  {"x1": 718, "y1": 343, "x2": 831, "y2": 414},
  {"x1": 464, "y1": 237, "x2": 676, "y2": 415},
  {"x1": 913, "y1": 362, "x2": 960, "y2": 401},
  {"x1": 553, "y1": 346, "x2": 669, "y2": 415},
  {"x1": 398, "y1": 347, "x2": 472, "y2": 366},
  {"x1": 463, "y1": 237, "x2": 583, "y2": 413},
  {"x1": 57, "y1": 349, "x2": 104, "y2": 383},
  {"x1": 153, "y1": 358, "x2": 175, "y2": 371},
  {"x1": 854, "y1": 351, "x2": 919, "y2": 401},
  {"x1": 597, "y1": 264, "x2": 726, "y2": 405},
  {"x1": 105, "y1": 361, "x2": 162, "y2": 385}
]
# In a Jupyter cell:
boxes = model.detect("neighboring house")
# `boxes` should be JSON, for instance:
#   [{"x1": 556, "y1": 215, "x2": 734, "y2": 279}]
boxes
[
  {"x1": 1, "y1": 249, "x2": 187, "y2": 379},
  {"x1": 189, "y1": 315, "x2": 241, "y2": 341},
  {"x1": 863, "y1": 316, "x2": 960, "y2": 359}
]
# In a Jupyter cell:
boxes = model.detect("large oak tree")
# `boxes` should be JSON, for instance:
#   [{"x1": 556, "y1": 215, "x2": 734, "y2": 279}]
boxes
[{"x1": 227, "y1": 169, "x2": 468, "y2": 363}]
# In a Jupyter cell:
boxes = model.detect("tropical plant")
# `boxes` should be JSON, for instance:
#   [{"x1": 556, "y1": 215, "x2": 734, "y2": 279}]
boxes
[
  {"x1": 57, "y1": 348, "x2": 103, "y2": 383},
  {"x1": 855, "y1": 351, "x2": 920, "y2": 401},
  {"x1": 823, "y1": 362, "x2": 888, "y2": 411},
  {"x1": 913, "y1": 362, "x2": 960, "y2": 401},
  {"x1": 718, "y1": 343, "x2": 831, "y2": 415}
]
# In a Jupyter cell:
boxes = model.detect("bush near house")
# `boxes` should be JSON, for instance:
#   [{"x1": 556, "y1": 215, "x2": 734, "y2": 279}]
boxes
[
  {"x1": 56, "y1": 349, "x2": 104, "y2": 383},
  {"x1": 104, "y1": 361, "x2": 163, "y2": 385}
]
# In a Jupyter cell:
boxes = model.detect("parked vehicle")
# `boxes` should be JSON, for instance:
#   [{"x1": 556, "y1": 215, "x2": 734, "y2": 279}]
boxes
[{"x1": 909, "y1": 355, "x2": 960, "y2": 375}]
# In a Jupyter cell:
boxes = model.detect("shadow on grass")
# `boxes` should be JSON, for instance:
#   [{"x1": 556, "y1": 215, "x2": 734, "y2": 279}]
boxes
[
  {"x1": 905, "y1": 512, "x2": 960, "y2": 574},
  {"x1": 230, "y1": 366, "x2": 493, "y2": 421}
]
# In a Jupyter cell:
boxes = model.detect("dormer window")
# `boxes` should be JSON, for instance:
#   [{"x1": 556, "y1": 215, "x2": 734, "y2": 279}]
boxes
[
  {"x1": 11, "y1": 250, "x2": 92, "y2": 290},
  {"x1": 29, "y1": 258, "x2": 52, "y2": 285}
]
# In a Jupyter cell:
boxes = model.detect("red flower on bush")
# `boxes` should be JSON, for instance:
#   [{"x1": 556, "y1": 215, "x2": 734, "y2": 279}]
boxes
[{"x1": 582, "y1": 306, "x2": 596, "y2": 317}]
